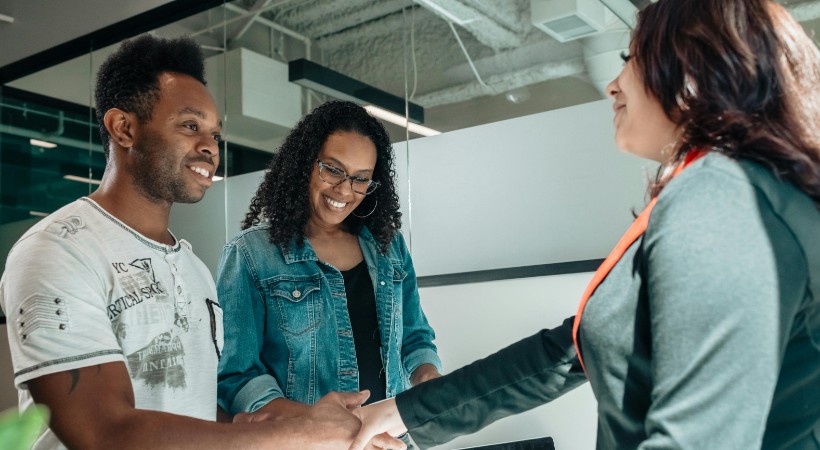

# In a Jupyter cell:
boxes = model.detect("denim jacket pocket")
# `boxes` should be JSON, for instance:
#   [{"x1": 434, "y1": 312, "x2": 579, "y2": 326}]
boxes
[
  {"x1": 265, "y1": 276, "x2": 323, "y2": 336},
  {"x1": 391, "y1": 262, "x2": 407, "y2": 282}
]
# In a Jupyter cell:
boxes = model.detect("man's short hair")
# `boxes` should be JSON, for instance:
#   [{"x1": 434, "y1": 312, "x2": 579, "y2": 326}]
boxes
[{"x1": 94, "y1": 34, "x2": 206, "y2": 157}]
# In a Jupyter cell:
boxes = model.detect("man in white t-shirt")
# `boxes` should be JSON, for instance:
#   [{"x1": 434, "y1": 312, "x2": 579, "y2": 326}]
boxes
[{"x1": 0, "y1": 34, "x2": 403, "y2": 450}]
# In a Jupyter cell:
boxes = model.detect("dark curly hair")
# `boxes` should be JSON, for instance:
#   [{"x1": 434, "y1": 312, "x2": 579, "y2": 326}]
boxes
[
  {"x1": 632, "y1": 0, "x2": 820, "y2": 208},
  {"x1": 242, "y1": 100, "x2": 402, "y2": 253},
  {"x1": 94, "y1": 34, "x2": 206, "y2": 158}
]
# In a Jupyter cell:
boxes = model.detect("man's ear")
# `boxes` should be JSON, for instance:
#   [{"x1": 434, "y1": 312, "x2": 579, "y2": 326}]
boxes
[{"x1": 103, "y1": 108, "x2": 136, "y2": 149}]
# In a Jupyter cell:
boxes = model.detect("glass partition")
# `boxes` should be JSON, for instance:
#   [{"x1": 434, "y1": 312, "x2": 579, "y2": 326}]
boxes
[{"x1": 0, "y1": 88, "x2": 102, "y2": 222}]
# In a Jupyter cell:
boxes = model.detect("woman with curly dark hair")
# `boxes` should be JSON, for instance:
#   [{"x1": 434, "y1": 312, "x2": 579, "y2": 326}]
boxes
[
  {"x1": 351, "y1": 1, "x2": 820, "y2": 449},
  {"x1": 215, "y1": 101, "x2": 442, "y2": 429}
]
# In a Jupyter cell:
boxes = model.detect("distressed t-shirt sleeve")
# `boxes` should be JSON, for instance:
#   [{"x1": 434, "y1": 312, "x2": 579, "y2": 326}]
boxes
[{"x1": 2, "y1": 230, "x2": 124, "y2": 388}]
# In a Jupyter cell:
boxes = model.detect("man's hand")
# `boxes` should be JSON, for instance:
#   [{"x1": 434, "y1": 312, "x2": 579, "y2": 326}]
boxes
[
  {"x1": 295, "y1": 391, "x2": 406, "y2": 450},
  {"x1": 349, "y1": 398, "x2": 408, "y2": 450}
]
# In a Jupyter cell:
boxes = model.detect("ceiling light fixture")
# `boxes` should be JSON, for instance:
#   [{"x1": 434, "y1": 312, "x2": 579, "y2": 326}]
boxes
[
  {"x1": 213, "y1": 176, "x2": 224, "y2": 181},
  {"x1": 29, "y1": 211, "x2": 49, "y2": 218},
  {"x1": 364, "y1": 105, "x2": 441, "y2": 137},
  {"x1": 63, "y1": 175, "x2": 101, "y2": 185},
  {"x1": 289, "y1": 59, "x2": 425, "y2": 124},
  {"x1": 30, "y1": 138, "x2": 57, "y2": 148}
]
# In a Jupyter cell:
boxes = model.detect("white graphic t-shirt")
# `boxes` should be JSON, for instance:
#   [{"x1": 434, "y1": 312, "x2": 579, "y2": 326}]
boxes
[{"x1": 0, "y1": 198, "x2": 223, "y2": 450}]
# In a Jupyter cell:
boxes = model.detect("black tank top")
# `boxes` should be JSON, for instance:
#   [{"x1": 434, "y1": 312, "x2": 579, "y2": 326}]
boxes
[{"x1": 341, "y1": 260, "x2": 386, "y2": 404}]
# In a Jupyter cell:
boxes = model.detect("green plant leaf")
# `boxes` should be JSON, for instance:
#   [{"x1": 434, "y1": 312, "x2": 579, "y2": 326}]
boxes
[{"x1": 0, "y1": 406, "x2": 49, "y2": 450}]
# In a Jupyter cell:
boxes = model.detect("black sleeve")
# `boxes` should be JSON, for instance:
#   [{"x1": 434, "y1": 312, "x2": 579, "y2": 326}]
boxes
[{"x1": 395, "y1": 316, "x2": 586, "y2": 449}]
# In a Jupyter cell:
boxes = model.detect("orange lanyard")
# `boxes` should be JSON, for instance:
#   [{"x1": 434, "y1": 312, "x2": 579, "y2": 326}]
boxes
[{"x1": 572, "y1": 150, "x2": 706, "y2": 375}]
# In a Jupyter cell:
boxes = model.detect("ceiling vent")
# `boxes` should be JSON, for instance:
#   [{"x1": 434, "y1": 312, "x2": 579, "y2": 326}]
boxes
[
  {"x1": 531, "y1": 0, "x2": 607, "y2": 43},
  {"x1": 205, "y1": 48, "x2": 301, "y2": 146}
]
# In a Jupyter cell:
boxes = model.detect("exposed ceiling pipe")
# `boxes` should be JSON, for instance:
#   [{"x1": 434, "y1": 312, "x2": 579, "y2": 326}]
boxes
[
  {"x1": 316, "y1": 12, "x2": 406, "y2": 49},
  {"x1": 190, "y1": 2, "x2": 311, "y2": 58},
  {"x1": 0, "y1": 124, "x2": 104, "y2": 153},
  {"x1": 232, "y1": 0, "x2": 274, "y2": 41},
  {"x1": 205, "y1": 0, "x2": 820, "y2": 109},
  {"x1": 280, "y1": 0, "x2": 409, "y2": 39},
  {"x1": 447, "y1": 20, "x2": 492, "y2": 90},
  {"x1": 9, "y1": 102, "x2": 83, "y2": 131},
  {"x1": 54, "y1": 111, "x2": 65, "y2": 137},
  {"x1": 416, "y1": 58, "x2": 585, "y2": 107},
  {"x1": 414, "y1": 0, "x2": 524, "y2": 50},
  {"x1": 222, "y1": 2, "x2": 312, "y2": 59},
  {"x1": 417, "y1": 0, "x2": 625, "y2": 106},
  {"x1": 598, "y1": 0, "x2": 638, "y2": 28}
]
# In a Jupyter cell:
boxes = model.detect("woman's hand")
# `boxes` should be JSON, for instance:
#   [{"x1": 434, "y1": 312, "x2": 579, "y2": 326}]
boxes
[{"x1": 349, "y1": 398, "x2": 408, "y2": 450}]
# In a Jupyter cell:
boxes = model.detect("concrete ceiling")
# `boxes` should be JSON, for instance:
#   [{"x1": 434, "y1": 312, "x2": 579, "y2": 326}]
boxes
[
  {"x1": 6, "y1": 0, "x2": 820, "y2": 138},
  {"x1": 187, "y1": 0, "x2": 624, "y2": 109},
  {"x1": 175, "y1": 0, "x2": 820, "y2": 132}
]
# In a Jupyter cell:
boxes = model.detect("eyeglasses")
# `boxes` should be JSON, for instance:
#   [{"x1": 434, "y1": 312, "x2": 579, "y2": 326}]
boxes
[{"x1": 317, "y1": 159, "x2": 380, "y2": 195}]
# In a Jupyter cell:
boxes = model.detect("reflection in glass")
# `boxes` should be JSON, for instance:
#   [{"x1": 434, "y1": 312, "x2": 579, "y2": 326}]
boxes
[{"x1": 0, "y1": 89, "x2": 103, "y2": 225}]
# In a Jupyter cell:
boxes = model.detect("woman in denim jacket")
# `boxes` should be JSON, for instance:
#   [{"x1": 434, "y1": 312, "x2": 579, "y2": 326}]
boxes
[{"x1": 216, "y1": 101, "x2": 442, "y2": 423}]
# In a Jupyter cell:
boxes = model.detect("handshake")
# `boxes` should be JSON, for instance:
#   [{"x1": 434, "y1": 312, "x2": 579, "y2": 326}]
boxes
[{"x1": 233, "y1": 391, "x2": 408, "y2": 450}]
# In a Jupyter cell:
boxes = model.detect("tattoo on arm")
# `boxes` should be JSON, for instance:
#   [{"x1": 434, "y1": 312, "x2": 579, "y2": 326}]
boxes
[{"x1": 68, "y1": 369, "x2": 80, "y2": 395}]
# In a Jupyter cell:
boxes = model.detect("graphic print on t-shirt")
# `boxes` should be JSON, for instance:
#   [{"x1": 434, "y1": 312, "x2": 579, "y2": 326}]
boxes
[
  {"x1": 174, "y1": 296, "x2": 190, "y2": 333},
  {"x1": 108, "y1": 257, "x2": 168, "y2": 320},
  {"x1": 46, "y1": 215, "x2": 85, "y2": 238},
  {"x1": 110, "y1": 256, "x2": 192, "y2": 388},
  {"x1": 129, "y1": 258, "x2": 156, "y2": 281},
  {"x1": 126, "y1": 331, "x2": 187, "y2": 389}
]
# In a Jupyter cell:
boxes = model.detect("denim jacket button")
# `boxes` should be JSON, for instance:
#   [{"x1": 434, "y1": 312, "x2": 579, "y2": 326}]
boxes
[
  {"x1": 292, "y1": 290, "x2": 301, "y2": 298},
  {"x1": 379, "y1": 281, "x2": 385, "y2": 286}
]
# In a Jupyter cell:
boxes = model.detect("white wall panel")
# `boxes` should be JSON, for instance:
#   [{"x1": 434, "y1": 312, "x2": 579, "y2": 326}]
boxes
[
  {"x1": 169, "y1": 170, "x2": 264, "y2": 277},
  {"x1": 395, "y1": 99, "x2": 652, "y2": 276},
  {"x1": 420, "y1": 273, "x2": 597, "y2": 450}
]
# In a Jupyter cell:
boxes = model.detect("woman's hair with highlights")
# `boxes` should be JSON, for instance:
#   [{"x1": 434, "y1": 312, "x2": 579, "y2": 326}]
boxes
[{"x1": 631, "y1": 0, "x2": 820, "y2": 206}]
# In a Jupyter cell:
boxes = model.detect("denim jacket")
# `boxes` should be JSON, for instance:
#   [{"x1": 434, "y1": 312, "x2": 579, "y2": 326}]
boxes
[{"x1": 216, "y1": 225, "x2": 441, "y2": 414}]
